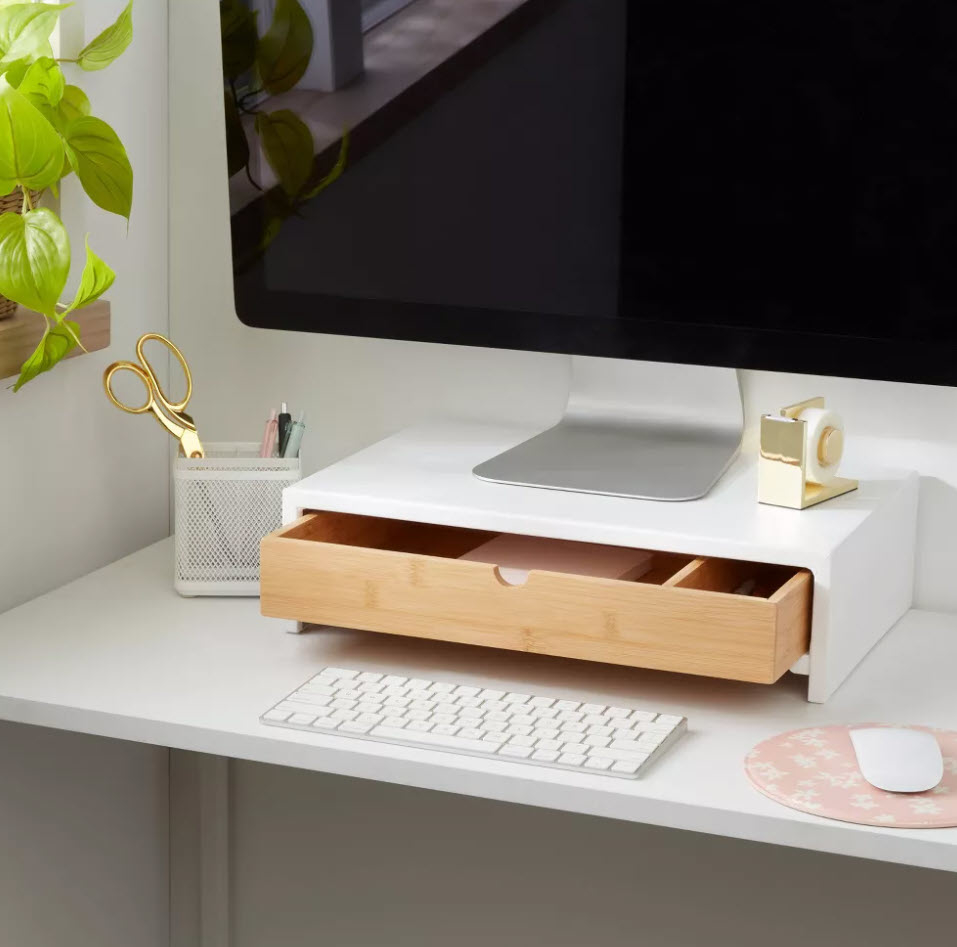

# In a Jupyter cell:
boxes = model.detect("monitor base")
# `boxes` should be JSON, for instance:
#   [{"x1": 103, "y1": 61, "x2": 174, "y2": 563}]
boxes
[{"x1": 472, "y1": 357, "x2": 743, "y2": 501}]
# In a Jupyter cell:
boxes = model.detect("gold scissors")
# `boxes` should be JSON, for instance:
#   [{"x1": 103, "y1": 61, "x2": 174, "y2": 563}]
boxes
[{"x1": 103, "y1": 333, "x2": 205, "y2": 458}]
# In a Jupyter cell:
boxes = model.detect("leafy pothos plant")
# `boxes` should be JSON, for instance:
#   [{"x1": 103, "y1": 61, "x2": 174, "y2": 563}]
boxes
[
  {"x1": 0, "y1": 0, "x2": 133, "y2": 391},
  {"x1": 221, "y1": 0, "x2": 348, "y2": 269}
]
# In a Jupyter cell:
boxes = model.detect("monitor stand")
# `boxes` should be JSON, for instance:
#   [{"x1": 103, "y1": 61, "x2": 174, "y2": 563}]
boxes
[{"x1": 472, "y1": 356, "x2": 743, "y2": 501}]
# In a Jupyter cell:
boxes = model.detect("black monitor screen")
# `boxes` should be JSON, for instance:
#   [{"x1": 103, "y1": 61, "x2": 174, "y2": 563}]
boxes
[{"x1": 224, "y1": 0, "x2": 957, "y2": 385}]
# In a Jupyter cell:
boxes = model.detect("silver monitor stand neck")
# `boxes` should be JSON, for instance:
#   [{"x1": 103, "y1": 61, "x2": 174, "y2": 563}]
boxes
[{"x1": 472, "y1": 356, "x2": 743, "y2": 501}]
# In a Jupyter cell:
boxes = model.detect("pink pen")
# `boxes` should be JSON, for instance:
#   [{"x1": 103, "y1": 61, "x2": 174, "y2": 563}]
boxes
[{"x1": 260, "y1": 409, "x2": 278, "y2": 458}]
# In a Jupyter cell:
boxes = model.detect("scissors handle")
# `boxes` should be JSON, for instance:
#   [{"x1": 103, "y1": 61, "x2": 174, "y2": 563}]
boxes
[
  {"x1": 137, "y1": 333, "x2": 193, "y2": 413},
  {"x1": 103, "y1": 360, "x2": 155, "y2": 414}
]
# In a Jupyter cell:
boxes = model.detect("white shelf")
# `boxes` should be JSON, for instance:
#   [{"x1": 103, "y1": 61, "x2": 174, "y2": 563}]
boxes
[
  {"x1": 0, "y1": 540, "x2": 952, "y2": 872},
  {"x1": 284, "y1": 422, "x2": 920, "y2": 701}
]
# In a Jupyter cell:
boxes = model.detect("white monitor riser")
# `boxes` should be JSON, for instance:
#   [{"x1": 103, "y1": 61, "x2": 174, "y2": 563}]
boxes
[{"x1": 282, "y1": 421, "x2": 919, "y2": 703}]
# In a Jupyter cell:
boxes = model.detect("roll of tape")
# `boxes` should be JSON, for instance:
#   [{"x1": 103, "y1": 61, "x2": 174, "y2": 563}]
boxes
[{"x1": 798, "y1": 407, "x2": 844, "y2": 485}]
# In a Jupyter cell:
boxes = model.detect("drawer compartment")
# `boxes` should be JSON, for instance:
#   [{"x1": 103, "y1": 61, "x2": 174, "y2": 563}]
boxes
[{"x1": 260, "y1": 512, "x2": 812, "y2": 684}]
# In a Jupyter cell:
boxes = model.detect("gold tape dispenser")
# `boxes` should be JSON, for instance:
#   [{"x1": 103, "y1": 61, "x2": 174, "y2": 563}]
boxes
[{"x1": 758, "y1": 397, "x2": 858, "y2": 509}]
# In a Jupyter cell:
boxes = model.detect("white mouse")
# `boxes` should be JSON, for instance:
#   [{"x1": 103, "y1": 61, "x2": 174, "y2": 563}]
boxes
[{"x1": 850, "y1": 727, "x2": 943, "y2": 793}]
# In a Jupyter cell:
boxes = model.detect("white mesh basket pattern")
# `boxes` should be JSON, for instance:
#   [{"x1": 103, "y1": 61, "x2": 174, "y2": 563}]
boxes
[{"x1": 174, "y1": 443, "x2": 300, "y2": 596}]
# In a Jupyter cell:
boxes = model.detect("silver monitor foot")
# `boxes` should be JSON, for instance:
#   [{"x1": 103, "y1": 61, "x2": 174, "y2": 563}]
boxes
[{"x1": 472, "y1": 357, "x2": 743, "y2": 501}]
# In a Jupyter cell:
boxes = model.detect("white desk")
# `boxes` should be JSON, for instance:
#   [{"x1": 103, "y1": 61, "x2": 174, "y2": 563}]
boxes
[{"x1": 0, "y1": 540, "x2": 953, "y2": 872}]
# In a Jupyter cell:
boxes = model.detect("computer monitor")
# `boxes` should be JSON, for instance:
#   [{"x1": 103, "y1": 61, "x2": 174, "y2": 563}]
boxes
[{"x1": 221, "y1": 0, "x2": 957, "y2": 499}]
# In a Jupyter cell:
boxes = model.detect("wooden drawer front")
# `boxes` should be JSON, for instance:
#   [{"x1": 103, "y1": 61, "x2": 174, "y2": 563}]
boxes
[{"x1": 261, "y1": 512, "x2": 812, "y2": 685}]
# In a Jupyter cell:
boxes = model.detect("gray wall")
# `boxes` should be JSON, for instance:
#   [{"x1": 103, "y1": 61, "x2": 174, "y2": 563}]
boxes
[{"x1": 231, "y1": 761, "x2": 955, "y2": 947}]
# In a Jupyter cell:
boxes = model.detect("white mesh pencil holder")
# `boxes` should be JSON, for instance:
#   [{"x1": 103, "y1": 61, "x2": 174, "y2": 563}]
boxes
[{"x1": 174, "y1": 442, "x2": 301, "y2": 596}]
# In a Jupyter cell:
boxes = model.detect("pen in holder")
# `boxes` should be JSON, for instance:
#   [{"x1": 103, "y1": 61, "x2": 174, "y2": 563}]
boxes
[
  {"x1": 758, "y1": 397, "x2": 858, "y2": 509},
  {"x1": 174, "y1": 442, "x2": 301, "y2": 596}
]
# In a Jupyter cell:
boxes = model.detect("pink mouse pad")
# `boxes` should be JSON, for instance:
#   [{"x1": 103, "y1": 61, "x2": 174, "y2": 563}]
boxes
[{"x1": 745, "y1": 725, "x2": 957, "y2": 828}]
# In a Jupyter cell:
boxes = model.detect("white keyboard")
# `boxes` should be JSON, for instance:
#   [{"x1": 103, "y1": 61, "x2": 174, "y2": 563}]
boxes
[{"x1": 261, "y1": 667, "x2": 687, "y2": 779}]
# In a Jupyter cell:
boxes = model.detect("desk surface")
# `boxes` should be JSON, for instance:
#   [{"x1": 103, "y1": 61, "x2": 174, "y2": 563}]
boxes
[{"x1": 0, "y1": 539, "x2": 954, "y2": 872}]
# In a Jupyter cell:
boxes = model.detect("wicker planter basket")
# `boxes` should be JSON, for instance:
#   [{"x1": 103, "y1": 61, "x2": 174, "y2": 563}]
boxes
[{"x1": 0, "y1": 187, "x2": 42, "y2": 320}]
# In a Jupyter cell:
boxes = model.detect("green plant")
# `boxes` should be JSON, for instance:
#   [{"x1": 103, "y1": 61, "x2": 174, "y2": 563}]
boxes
[
  {"x1": 221, "y1": 0, "x2": 347, "y2": 270},
  {"x1": 0, "y1": 0, "x2": 133, "y2": 391}
]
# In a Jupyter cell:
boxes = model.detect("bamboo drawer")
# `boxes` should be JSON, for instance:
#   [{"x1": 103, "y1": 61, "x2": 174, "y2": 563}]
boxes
[{"x1": 260, "y1": 511, "x2": 812, "y2": 685}]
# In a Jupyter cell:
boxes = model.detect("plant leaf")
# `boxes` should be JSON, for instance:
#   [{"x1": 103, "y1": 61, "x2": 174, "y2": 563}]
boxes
[
  {"x1": 16, "y1": 56, "x2": 63, "y2": 108},
  {"x1": 220, "y1": 0, "x2": 258, "y2": 80},
  {"x1": 76, "y1": 0, "x2": 132, "y2": 71},
  {"x1": 0, "y1": 3, "x2": 70, "y2": 66},
  {"x1": 0, "y1": 75, "x2": 64, "y2": 192},
  {"x1": 64, "y1": 115, "x2": 132, "y2": 218},
  {"x1": 256, "y1": 0, "x2": 312, "y2": 95},
  {"x1": 255, "y1": 109, "x2": 313, "y2": 197},
  {"x1": 14, "y1": 318, "x2": 78, "y2": 391},
  {"x1": 56, "y1": 83, "x2": 89, "y2": 125},
  {"x1": 65, "y1": 235, "x2": 113, "y2": 312},
  {"x1": 0, "y1": 207, "x2": 69, "y2": 315},
  {"x1": 224, "y1": 88, "x2": 249, "y2": 178},
  {"x1": 303, "y1": 131, "x2": 348, "y2": 199}
]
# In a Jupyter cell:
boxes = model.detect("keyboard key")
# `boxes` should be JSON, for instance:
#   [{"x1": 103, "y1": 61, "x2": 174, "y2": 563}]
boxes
[
  {"x1": 558, "y1": 710, "x2": 584, "y2": 723},
  {"x1": 656, "y1": 714, "x2": 683, "y2": 726},
  {"x1": 555, "y1": 700, "x2": 580, "y2": 711},
  {"x1": 532, "y1": 749, "x2": 560, "y2": 762},
  {"x1": 535, "y1": 739, "x2": 563, "y2": 752},
  {"x1": 482, "y1": 699, "x2": 508, "y2": 711},
  {"x1": 430, "y1": 682, "x2": 455, "y2": 694},
  {"x1": 581, "y1": 703, "x2": 607, "y2": 715},
  {"x1": 331, "y1": 698, "x2": 357, "y2": 709},
  {"x1": 535, "y1": 707, "x2": 559, "y2": 719},
  {"x1": 299, "y1": 683, "x2": 335, "y2": 696},
  {"x1": 611, "y1": 759, "x2": 642, "y2": 775},
  {"x1": 508, "y1": 735, "x2": 537, "y2": 747},
  {"x1": 287, "y1": 692, "x2": 332, "y2": 706},
  {"x1": 589, "y1": 747, "x2": 650, "y2": 763},
  {"x1": 263, "y1": 709, "x2": 291, "y2": 722},
  {"x1": 583, "y1": 714, "x2": 608, "y2": 726},
  {"x1": 532, "y1": 728, "x2": 560, "y2": 741},
  {"x1": 339, "y1": 721, "x2": 374, "y2": 735},
  {"x1": 528, "y1": 696, "x2": 555, "y2": 708},
  {"x1": 453, "y1": 685, "x2": 481, "y2": 698},
  {"x1": 357, "y1": 672, "x2": 383, "y2": 683},
  {"x1": 375, "y1": 725, "x2": 501, "y2": 753},
  {"x1": 356, "y1": 713, "x2": 384, "y2": 726},
  {"x1": 406, "y1": 679, "x2": 432, "y2": 690},
  {"x1": 584, "y1": 735, "x2": 611, "y2": 748},
  {"x1": 478, "y1": 689, "x2": 506, "y2": 701},
  {"x1": 584, "y1": 757, "x2": 613, "y2": 771},
  {"x1": 433, "y1": 724, "x2": 460, "y2": 736},
  {"x1": 606, "y1": 706, "x2": 632, "y2": 719},
  {"x1": 356, "y1": 702, "x2": 383, "y2": 714},
  {"x1": 330, "y1": 709, "x2": 358, "y2": 721},
  {"x1": 382, "y1": 716, "x2": 408, "y2": 729},
  {"x1": 638, "y1": 733, "x2": 666, "y2": 748},
  {"x1": 323, "y1": 668, "x2": 359, "y2": 680},
  {"x1": 382, "y1": 675, "x2": 408, "y2": 686},
  {"x1": 458, "y1": 727, "x2": 484, "y2": 740},
  {"x1": 509, "y1": 714, "x2": 536, "y2": 727},
  {"x1": 561, "y1": 722, "x2": 587, "y2": 734},
  {"x1": 499, "y1": 744, "x2": 533, "y2": 759},
  {"x1": 484, "y1": 720, "x2": 507, "y2": 732},
  {"x1": 406, "y1": 710, "x2": 430, "y2": 721},
  {"x1": 338, "y1": 689, "x2": 361, "y2": 701},
  {"x1": 630, "y1": 710, "x2": 657, "y2": 722},
  {"x1": 457, "y1": 697, "x2": 483, "y2": 708},
  {"x1": 559, "y1": 753, "x2": 586, "y2": 766},
  {"x1": 311, "y1": 717, "x2": 340, "y2": 730},
  {"x1": 561, "y1": 742, "x2": 588, "y2": 755},
  {"x1": 431, "y1": 713, "x2": 456, "y2": 725},
  {"x1": 385, "y1": 697, "x2": 412, "y2": 708},
  {"x1": 504, "y1": 693, "x2": 531, "y2": 705},
  {"x1": 357, "y1": 682, "x2": 386, "y2": 694},
  {"x1": 459, "y1": 707, "x2": 484, "y2": 720},
  {"x1": 406, "y1": 720, "x2": 433, "y2": 733},
  {"x1": 586, "y1": 725, "x2": 614, "y2": 737},
  {"x1": 508, "y1": 725, "x2": 533, "y2": 736}
]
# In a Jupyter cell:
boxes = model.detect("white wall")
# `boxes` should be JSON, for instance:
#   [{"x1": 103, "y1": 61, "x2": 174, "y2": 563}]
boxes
[
  {"x1": 0, "y1": 1, "x2": 170, "y2": 615},
  {"x1": 0, "y1": 5, "x2": 171, "y2": 946}
]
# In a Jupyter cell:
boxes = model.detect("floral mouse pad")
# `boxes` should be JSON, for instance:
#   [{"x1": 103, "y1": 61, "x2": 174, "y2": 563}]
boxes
[{"x1": 745, "y1": 725, "x2": 957, "y2": 828}]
